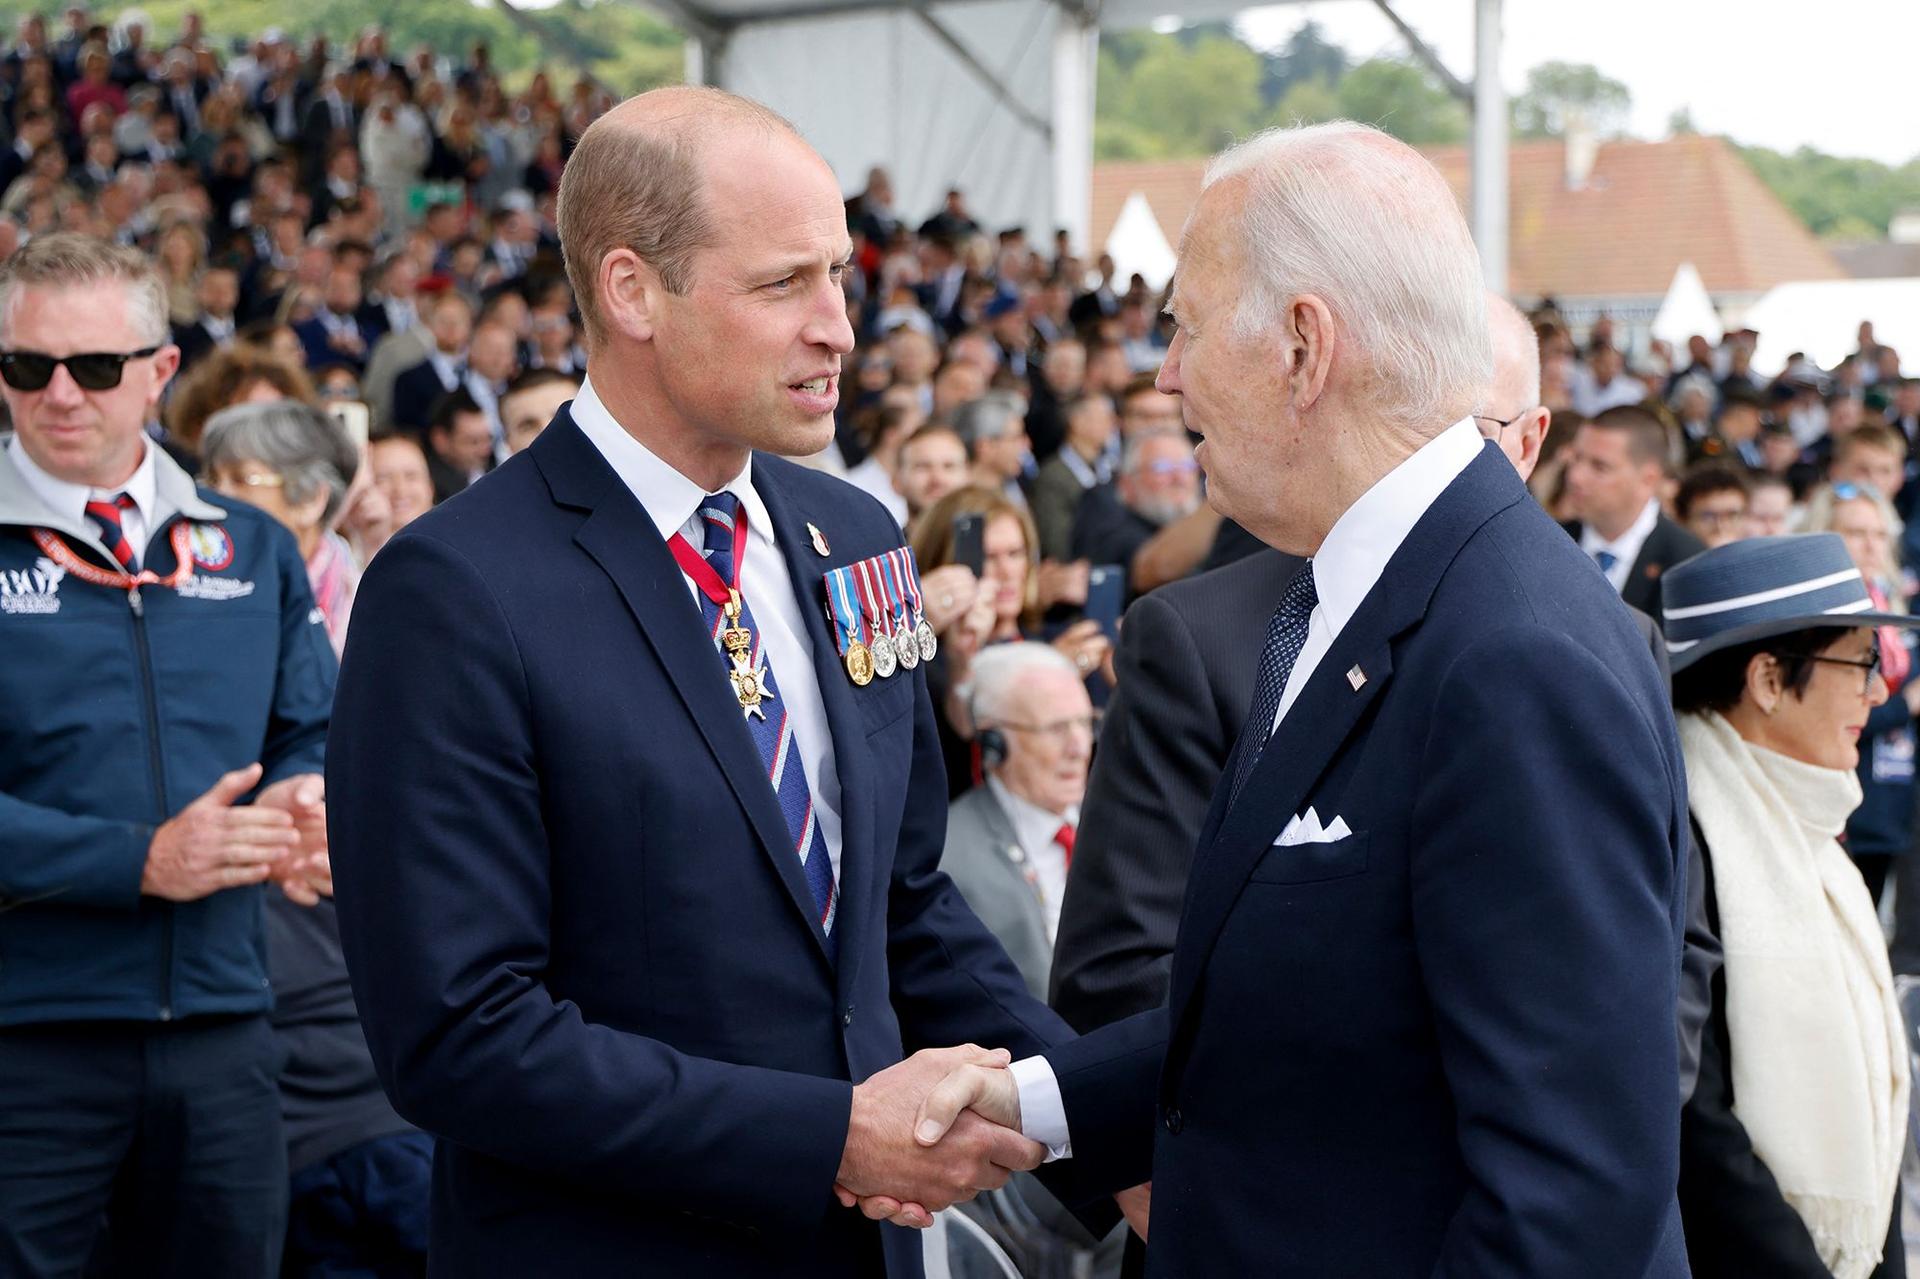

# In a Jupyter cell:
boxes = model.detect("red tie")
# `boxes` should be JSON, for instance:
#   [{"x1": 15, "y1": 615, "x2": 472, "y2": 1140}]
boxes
[
  {"x1": 1053, "y1": 822, "x2": 1075, "y2": 871},
  {"x1": 84, "y1": 492, "x2": 138, "y2": 572}
]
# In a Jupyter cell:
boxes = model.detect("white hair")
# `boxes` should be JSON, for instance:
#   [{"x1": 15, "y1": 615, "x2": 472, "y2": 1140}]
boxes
[
  {"x1": 1202, "y1": 120, "x2": 1491, "y2": 432},
  {"x1": 967, "y1": 641, "x2": 1080, "y2": 726},
  {"x1": 1483, "y1": 292, "x2": 1541, "y2": 413}
]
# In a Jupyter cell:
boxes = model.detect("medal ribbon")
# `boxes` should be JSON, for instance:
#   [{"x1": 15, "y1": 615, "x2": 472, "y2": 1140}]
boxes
[
  {"x1": 32, "y1": 524, "x2": 194, "y2": 593},
  {"x1": 854, "y1": 558, "x2": 887, "y2": 641},
  {"x1": 666, "y1": 503, "x2": 749, "y2": 610},
  {"x1": 880, "y1": 551, "x2": 912, "y2": 631},
  {"x1": 826, "y1": 567, "x2": 862, "y2": 657},
  {"x1": 896, "y1": 548, "x2": 927, "y2": 621}
]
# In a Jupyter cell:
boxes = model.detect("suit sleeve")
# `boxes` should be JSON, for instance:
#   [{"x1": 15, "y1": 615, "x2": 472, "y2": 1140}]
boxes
[
  {"x1": 1050, "y1": 589, "x2": 1220, "y2": 1031},
  {"x1": 327, "y1": 532, "x2": 854, "y2": 1234},
  {"x1": 885, "y1": 667, "x2": 1076, "y2": 1058},
  {"x1": 1414, "y1": 625, "x2": 1683, "y2": 1278}
]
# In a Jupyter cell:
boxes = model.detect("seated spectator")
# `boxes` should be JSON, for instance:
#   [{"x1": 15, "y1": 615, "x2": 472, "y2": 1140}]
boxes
[
  {"x1": 164, "y1": 343, "x2": 317, "y2": 465},
  {"x1": 1031, "y1": 392, "x2": 1117, "y2": 562},
  {"x1": 1024, "y1": 336, "x2": 1084, "y2": 461},
  {"x1": 238, "y1": 319, "x2": 311, "y2": 370},
  {"x1": 1071, "y1": 429, "x2": 1215, "y2": 598},
  {"x1": 1831, "y1": 423, "x2": 1907, "y2": 509},
  {"x1": 942, "y1": 640, "x2": 1094, "y2": 998},
  {"x1": 1117, "y1": 369, "x2": 1184, "y2": 441},
  {"x1": 424, "y1": 387, "x2": 493, "y2": 504},
  {"x1": 499, "y1": 367, "x2": 578, "y2": 456},
  {"x1": 843, "y1": 399, "x2": 923, "y2": 525},
  {"x1": 895, "y1": 421, "x2": 969, "y2": 524},
  {"x1": 930, "y1": 358, "x2": 987, "y2": 422},
  {"x1": 172, "y1": 264, "x2": 240, "y2": 372},
  {"x1": 1667, "y1": 535, "x2": 1914, "y2": 1279},
  {"x1": 1676, "y1": 465, "x2": 1750, "y2": 550},
  {"x1": 391, "y1": 290, "x2": 474, "y2": 433},
  {"x1": 1571, "y1": 342, "x2": 1646, "y2": 417},
  {"x1": 1746, "y1": 472, "x2": 1795, "y2": 537},
  {"x1": 1562, "y1": 406, "x2": 1705, "y2": 621},
  {"x1": 292, "y1": 264, "x2": 373, "y2": 374},
  {"x1": 1691, "y1": 384, "x2": 1765, "y2": 469},
  {"x1": 526, "y1": 283, "x2": 584, "y2": 376},
  {"x1": 362, "y1": 429, "x2": 435, "y2": 553},
  {"x1": 952, "y1": 389, "x2": 1029, "y2": 509},
  {"x1": 1756, "y1": 419, "x2": 1802, "y2": 482},
  {"x1": 201, "y1": 400, "x2": 362, "y2": 655},
  {"x1": 465, "y1": 320, "x2": 521, "y2": 449}
]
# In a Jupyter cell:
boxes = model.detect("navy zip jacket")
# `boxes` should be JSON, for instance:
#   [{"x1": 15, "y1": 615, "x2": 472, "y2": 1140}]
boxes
[{"x1": 0, "y1": 439, "x2": 334, "y2": 1026}]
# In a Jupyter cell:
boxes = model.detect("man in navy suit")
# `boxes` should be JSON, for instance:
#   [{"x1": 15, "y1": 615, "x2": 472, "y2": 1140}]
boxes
[
  {"x1": 326, "y1": 87, "x2": 1070, "y2": 1277},
  {"x1": 909, "y1": 122, "x2": 1692, "y2": 1277}
]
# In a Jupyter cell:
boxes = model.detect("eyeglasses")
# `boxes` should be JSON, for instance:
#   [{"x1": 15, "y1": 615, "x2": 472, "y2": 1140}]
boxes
[
  {"x1": 1143, "y1": 459, "x2": 1198, "y2": 478},
  {"x1": 0, "y1": 345, "x2": 161, "y2": 391},
  {"x1": 212, "y1": 470, "x2": 285, "y2": 492},
  {"x1": 1831, "y1": 482, "x2": 1884, "y2": 502},
  {"x1": 994, "y1": 713, "x2": 1101, "y2": 745},
  {"x1": 1783, "y1": 641, "x2": 1884, "y2": 693},
  {"x1": 1474, "y1": 413, "x2": 1521, "y2": 440}
]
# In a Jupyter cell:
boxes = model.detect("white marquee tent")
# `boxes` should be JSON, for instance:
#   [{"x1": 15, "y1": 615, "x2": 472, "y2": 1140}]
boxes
[{"x1": 655, "y1": 0, "x2": 1513, "y2": 290}]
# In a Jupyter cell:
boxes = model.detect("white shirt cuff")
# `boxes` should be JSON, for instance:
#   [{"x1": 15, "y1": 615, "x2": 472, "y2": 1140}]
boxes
[{"x1": 1008, "y1": 1054, "x2": 1072, "y2": 1161}]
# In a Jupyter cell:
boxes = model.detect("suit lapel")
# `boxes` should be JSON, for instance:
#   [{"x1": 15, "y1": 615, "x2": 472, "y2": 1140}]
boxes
[
  {"x1": 1166, "y1": 451, "x2": 1527, "y2": 1037},
  {"x1": 534, "y1": 417, "x2": 834, "y2": 966},
  {"x1": 754, "y1": 460, "x2": 881, "y2": 993}
]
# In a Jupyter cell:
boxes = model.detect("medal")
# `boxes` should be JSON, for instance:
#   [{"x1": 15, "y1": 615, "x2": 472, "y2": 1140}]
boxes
[
  {"x1": 664, "y1": 504, "x2": 780, "y2": 720},
  {"x1": 881, "y1": 552, "x2": 919, "y2": 671},
  {"x1": 825, "y1": 566, "x2": 874, "y2": 686},
  {"x1": 897, "y1": 548, "x2": 938, "y2": 662},
  {"x1": 855, "y1": 560, "x2": 897, "y2": 678}
]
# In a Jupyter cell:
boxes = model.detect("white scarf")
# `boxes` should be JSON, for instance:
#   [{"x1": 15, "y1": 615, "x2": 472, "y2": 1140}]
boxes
[{"x1": 1679, "y1": 711, "x2": 1908, "y2": 1278}]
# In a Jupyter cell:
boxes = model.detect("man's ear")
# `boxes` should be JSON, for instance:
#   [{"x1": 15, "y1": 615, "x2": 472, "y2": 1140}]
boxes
[
  {"x1": 1285, "y1": 294, "x2": 1336, "y2": 411},
  {"x1": 598, "y1": 248, "x2": 662, "y2": 344}
]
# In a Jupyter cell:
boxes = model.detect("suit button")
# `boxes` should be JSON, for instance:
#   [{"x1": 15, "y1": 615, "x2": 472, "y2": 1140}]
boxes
[
  {"x1": 843, "y1": 1005, "x2": 854, "y2": 1026},
  {"x1": 1163, "y1": 1107, "x2": 1183, "y2": 1135}
]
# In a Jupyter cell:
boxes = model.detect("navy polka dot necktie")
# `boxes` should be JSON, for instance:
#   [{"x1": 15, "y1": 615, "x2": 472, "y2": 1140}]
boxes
[{"x1": 1229, "y1": 560, "x2": 1318, "y2": 807}]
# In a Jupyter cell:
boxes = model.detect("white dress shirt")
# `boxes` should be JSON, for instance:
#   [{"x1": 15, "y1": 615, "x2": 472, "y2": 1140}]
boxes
[
  {"x1": 985, "y1": 775, "x2": 1075, "y2": 945},
  {"x1": 1010, "y1": 417, "x2": 1485, "y2": 1159},
  {"x1": 1578, "y1": 497, "x2": 1659, "y2": 595},
  {"x1": 7, "y1": 435, "x2": 168, "y2": 564},
  {"x1": 843, "y1": 456, "x2": 908, "y2": 527},
  {"x1": 568, "y1": 376, "x2": 846, "y2": 883}
]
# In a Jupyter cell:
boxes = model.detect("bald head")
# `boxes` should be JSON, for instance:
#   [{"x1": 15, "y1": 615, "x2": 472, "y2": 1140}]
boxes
[
  {"x1": 1485, "y1": 293, "x2": 1540, "y2": 416},
  {"x1": 557, "y1": 86, "x2": 805, "y2": 347}
]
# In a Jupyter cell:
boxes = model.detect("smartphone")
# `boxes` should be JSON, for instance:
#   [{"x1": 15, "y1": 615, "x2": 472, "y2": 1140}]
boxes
[
  {"x1": 327, "y1": 400, "x2": 370, "y2": 455},
  {"x1": 1085, "y1": 563, "x2": 1126, "y2": 643},
  {"x1": 951, "y1": 513, "x2": 985, "y2": 575}
]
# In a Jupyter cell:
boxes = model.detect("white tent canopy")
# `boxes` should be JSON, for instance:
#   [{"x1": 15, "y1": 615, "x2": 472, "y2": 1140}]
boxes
[
  {"x1": 1650, "y1": 262, "x2": 1723, "y2": 348},
  {"x1": 665, "y1": 0, "x2": 1511, "y2": 290},
  {"x1": 1103, "y1": 191, "x2": 1179, "y2": 290},
  {"x1": 1744, "y1": 277, "x2": 1920, "y2": 375}
]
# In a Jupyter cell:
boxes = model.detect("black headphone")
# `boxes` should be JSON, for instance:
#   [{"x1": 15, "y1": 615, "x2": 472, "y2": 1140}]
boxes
[{"x1": 977, "y1": 726, "x2": 1008, "y2": 770}]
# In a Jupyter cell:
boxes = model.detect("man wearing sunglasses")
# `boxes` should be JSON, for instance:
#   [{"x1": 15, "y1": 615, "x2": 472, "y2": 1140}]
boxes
[
  {"x1": 1071, "y1": 429, "x2": 1213, "y2": 600},
  {"x1": 0, "y1": 233, "x2": 337, "y2": 1277}
]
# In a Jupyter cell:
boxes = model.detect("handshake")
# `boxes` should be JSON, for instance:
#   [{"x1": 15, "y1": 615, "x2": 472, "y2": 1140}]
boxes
[{"x1": 831, "y1": 1044, "x2": 1034, "y2": 1229}]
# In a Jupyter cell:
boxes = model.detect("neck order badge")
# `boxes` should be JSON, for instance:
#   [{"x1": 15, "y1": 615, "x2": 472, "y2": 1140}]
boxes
[{"x1": 665, "y1": 503, "x2": 777, "y2": 719}]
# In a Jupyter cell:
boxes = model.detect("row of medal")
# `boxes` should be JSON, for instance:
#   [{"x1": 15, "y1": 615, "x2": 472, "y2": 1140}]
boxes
[{"x1": 824, "y1": 547, "x2": 939, "y2": 687}]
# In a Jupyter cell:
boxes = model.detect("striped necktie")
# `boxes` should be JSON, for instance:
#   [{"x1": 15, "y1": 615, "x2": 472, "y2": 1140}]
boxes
[
  {"x1": 84, "y1": 492, "x2": 138, "y2": 572},
  {"x1": 694, "y1": 492, "x2": 839, "y2": 957}
]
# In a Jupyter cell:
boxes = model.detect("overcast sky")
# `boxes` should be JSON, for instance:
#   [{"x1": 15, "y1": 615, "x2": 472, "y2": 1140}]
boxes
[{"x1": 1229, "y1": 0, "x2": 1920, "y2": 166}]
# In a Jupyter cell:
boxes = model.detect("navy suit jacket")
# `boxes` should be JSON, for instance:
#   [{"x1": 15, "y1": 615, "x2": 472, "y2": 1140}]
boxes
[
  {"x1": 1039, "y1": 448, "x2": 1693, "y2": 1278},
  {"x1": 390, "y1": 358, "x2": 458, "y2": 434},
  {"x1": 327, "y1": 410, "x2": 1071, "y2": 1277}
]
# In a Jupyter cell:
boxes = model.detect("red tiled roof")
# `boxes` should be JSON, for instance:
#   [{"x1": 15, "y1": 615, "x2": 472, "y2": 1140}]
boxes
[{"x1": 1090, "y1": 135, "x2": 1843, "y2": 299}]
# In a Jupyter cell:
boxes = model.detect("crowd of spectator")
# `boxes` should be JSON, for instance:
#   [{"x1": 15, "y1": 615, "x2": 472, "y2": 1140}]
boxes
[{"x1": 8, "y1": 9, "x2": 1920, "y2": 1274}]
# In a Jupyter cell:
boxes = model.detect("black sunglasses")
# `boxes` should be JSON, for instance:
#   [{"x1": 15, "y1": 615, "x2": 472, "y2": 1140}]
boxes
[{"x1": 0, "y1": 346, "x2": 162, "y2": 392}]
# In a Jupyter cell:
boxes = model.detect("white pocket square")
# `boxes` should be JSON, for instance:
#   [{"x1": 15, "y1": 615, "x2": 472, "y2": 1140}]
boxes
[{"x1": 1275, "y1": 806, "x2": 1353, "y2": 847}]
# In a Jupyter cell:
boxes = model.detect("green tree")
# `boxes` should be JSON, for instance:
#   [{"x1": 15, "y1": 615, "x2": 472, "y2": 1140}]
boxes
[
  {"x1": 1667, "y1": 106, "x2": 1697, "y2": 136},
  {"x1": 1102, "y1": 32, "x2": 1265, "y2": 156},
  {"x1": 1513, "y1": 61, "x2": 1630, "y2": 138},
  {"x1": 1260, "y1": 19, "x2": 1348, "y2": 107},
  {"x1": 1738, "y1": 142, "x2": 1920, "y2": 240},
  {"x1": 1333, "y1": 58, "x2": 1466, "y2": 146},
  {"x1": 1267, "y1": 77, "x2": 1339, "y2": 130}
]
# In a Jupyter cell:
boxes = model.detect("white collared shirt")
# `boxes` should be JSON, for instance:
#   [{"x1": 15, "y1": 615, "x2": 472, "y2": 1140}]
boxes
[
  {"x1": 1579, "y1": 497, "x2": 1659, "y2": 595},
  {"x1": 568, "y1": 375, "x2": 846, "y2": 883},
  {"x1": 7, "y1": 434, "x2": 168, "y2": 562},
  {"x1": 985, "y1": 774, "x2": 1075, "y2": 944},
  {"x1": 1011, "y1": 416, "x2": 1486, "y2": 1159}
]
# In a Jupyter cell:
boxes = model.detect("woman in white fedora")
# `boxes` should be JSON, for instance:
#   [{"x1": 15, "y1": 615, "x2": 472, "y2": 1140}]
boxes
[{"x1": 1667, "y1": 532, "x2": 1916, "y2": 1279}]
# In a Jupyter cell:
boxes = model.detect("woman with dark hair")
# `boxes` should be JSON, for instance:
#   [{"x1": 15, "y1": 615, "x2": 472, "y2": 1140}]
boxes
[{"x1": 1666, "y1": 533, "x2": 1917, "y2": 1279}]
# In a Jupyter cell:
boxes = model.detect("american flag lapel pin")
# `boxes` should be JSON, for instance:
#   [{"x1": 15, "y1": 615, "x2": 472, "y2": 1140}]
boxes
[{"x1": 1347, "y1": 665, "x2": 1366, "y2": 691}]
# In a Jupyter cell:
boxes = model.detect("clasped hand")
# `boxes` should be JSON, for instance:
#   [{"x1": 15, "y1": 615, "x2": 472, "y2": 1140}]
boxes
[{"x1": 833, "y1": 1044, "x2": 1035, "y2": 1229}]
